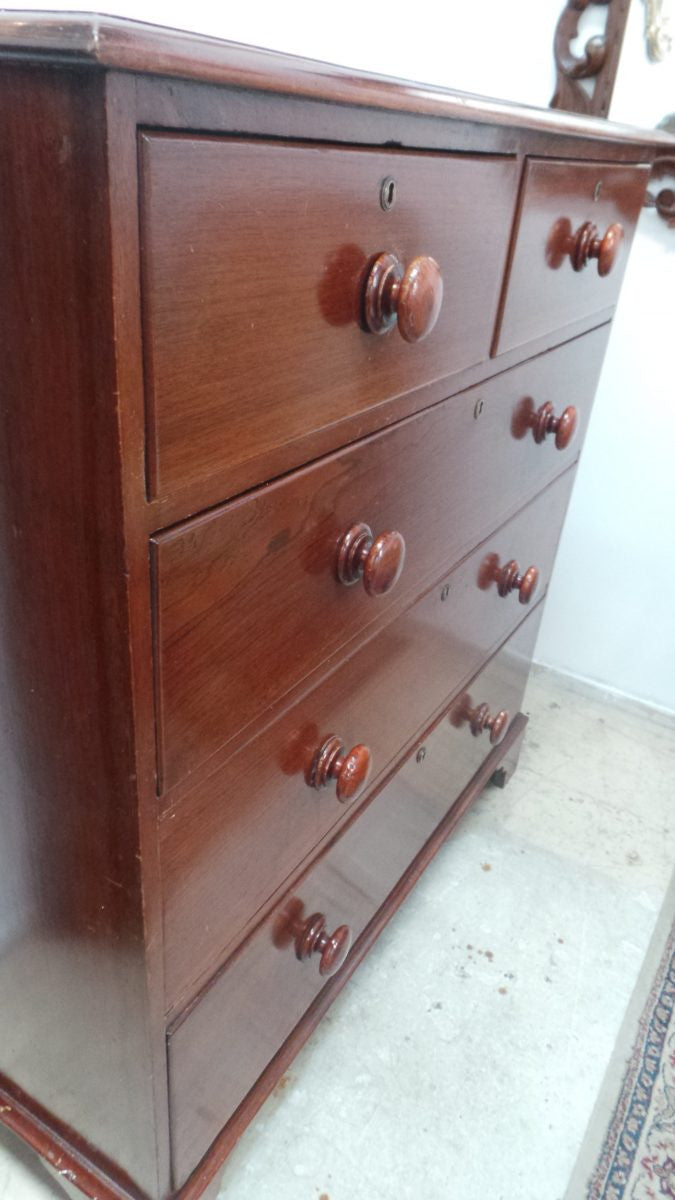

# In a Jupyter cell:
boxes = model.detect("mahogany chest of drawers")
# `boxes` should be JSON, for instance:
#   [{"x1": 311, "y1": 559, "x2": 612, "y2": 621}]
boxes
[{"x1": 0, "y1": 14, "x2": 670, "y2": 1200}]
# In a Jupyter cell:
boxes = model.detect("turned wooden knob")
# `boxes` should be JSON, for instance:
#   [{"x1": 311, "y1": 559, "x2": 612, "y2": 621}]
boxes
[
  {"x1": 336, "y1": 523, "x2": 405, "y2": 596},
  {"x1": 308, "y1": 735, "x2": 372, "y2": 802},
  {"x1": 456, "y1": 696, "x2": 509, "y2": 745},
  {"x1": 530, "y1": 401, "x2": 578, "y2": 450},
  {"x1": 570, "y1": 220, "x2": 623, "y2": 276},
  {"x1": 362, "y1": 252, "x2": 443, "y2": 342},
  {"x1": 294, "y1": 912, "x2": 353, "y2": 977},
  {"x1": 492, "y1": 559, "x2": 539, "y2": 604}
]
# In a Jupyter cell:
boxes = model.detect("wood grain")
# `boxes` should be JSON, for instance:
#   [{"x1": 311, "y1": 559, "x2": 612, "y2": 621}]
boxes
[
  {"x1": 153, "y1": 327, "x2": 609, "y2": 795},
  {"x1": 0, "y1": 65, "x2": 159, "y2": 1197},
  {"x1": 0, "y1": 21, "x2": 660, "y2": 1200},
  {"x1": 496, "y1": 158, "x2": 650, "y2": 354},
  {"x1": 166, "y1": 606, "x2": 543, "y2": 1187},
  {"x1": 160, "y1": 468, "x2": 575, "y2": 1015},
  {"x1": 0, "y1": 12, "x2": 671, "y2": 157},
  {"x1": 140, "y1": 135, "x2": 518, "y2": 500},
  {"x1": 172, "y1": 710, "x2": 529, "y2": 1199}
]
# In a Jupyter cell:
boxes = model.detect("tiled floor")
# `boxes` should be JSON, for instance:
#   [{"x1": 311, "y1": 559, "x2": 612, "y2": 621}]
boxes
[{"x1": 1, "y1": 666, "x2": 673, "y2": 1200}]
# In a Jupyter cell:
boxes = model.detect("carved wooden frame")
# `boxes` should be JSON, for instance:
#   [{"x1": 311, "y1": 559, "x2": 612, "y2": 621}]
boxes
[
  {"x1": 645, "y1": 157, "x2": 675, "y2": 225},
  {"x1": 644, "y1": 115, "x2": 675, "y2": 228},
  {"x1": 551, "y1": 0, "x2": 631, "y2": 117}
]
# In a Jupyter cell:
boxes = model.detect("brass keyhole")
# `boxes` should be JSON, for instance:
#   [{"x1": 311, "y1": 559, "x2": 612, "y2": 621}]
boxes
[{"x1": 380, "y1": 176, "x2": 397, "y2": 211}]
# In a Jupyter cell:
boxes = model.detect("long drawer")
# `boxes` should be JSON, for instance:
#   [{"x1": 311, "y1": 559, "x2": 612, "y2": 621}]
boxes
[
  {"x1": 160, "y1": 468, "x2": 574, "y2": 1014},
  {"x1": 152, "y1": 327, "x2": 608, "y2": 794},
  {"x1": 140, "y1": 136, "x2": 518, "y2": 505},
  {"x1": 166, "y1": 604, "x2": 543, "y2": 1188}
]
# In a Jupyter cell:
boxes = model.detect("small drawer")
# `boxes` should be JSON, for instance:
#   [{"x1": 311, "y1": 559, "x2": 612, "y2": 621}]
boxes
[
  {"x1": 153, "y1": 327, "x2": 609, "y2": 794},
  {"x1": 166, "y1": 604, "x2": 543, "y2": 1188},
  {"x1": 160, "y1": 467, "x2": 574, "y2": 1014},
  {"x1": 140, "y1": 135, "x2": 518, "y2": 504},
  {"x1": 496, "y1": 158, "x2": 650, "y2": 354}
]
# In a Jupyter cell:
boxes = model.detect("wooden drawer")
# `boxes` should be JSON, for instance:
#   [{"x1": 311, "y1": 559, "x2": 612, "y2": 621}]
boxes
[
  {"x1": 153, "y1": 327, "x2": 608, "y2": 794},
  {"x1": 140, "y1": 135, "x2": 518, "y2": 504},
  {"x1": 166, "y1": 604, "x2": 543, "y2": 1188},
  {"x1": 496, "y1": 158, "x2": 649, "y2": 354},
  {"x1": 160, "y1": 468, "x2": 574, "y2": 1014}
]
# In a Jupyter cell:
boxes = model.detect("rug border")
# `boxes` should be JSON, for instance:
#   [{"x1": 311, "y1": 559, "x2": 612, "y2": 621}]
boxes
[
  {"x1": 587, "y1": 911, "x2": 675, "y2": 1198},
  {"x1": 564, "y1": 868, "x2": 675, "y2": 1200}
]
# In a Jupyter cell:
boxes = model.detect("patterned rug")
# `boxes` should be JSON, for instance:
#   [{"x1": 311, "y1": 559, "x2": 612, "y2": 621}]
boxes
[{"x1": 585, "y1": 914, "x2": 675, "y2": 1200}]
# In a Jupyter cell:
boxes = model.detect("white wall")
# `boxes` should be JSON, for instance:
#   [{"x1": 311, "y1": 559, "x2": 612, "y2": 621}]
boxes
[
  {"x1": 9, "y1": 1, "x2": 672, "y2": 707},
  {"x1": 611, "y1": 0, "x2": 674, "y2": 128},
  {"x1": 533, "y1": 217, "x2": 675, "y2": 710},
  {"x1": 6, "y1": 0, "x2": 562, "y2": 106},
  {"x1": 534, "y1": 3, "x2": 675, "y2": 711}
]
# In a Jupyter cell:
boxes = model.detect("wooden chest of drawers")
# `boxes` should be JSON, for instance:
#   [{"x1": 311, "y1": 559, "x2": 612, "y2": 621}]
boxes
[{"x1": 0, "y1": 14, "x2": 670, "y2": 1200}]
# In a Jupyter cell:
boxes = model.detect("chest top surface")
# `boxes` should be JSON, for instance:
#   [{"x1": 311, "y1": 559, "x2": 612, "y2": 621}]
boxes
[{"x1": 0, "y1": 10, "x2": 673, "y2": 154}]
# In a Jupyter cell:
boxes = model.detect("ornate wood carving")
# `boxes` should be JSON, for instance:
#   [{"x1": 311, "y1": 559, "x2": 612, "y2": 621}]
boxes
[
  {"x1": 551, "y1": 0, "x2": 631, "y2": 117},
  {"x1": 646, "y1": 166, "x2": 675, "y2": 224},
  {"x1": 645, "y1": 115, "x2": 675, "y2": 228}
]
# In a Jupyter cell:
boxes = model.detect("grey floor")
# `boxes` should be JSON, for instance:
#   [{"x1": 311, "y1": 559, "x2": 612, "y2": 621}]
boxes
[{"x1": 1, "y1": 666, "x2": 673, "y2": 1200}]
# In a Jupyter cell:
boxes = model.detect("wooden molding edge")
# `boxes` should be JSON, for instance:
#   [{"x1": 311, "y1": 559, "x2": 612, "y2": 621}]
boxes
[
  {"x1": 0, "y1": 12, "x2": 670, "y2": 150},
  {"x1": 0, "y1": 1074, "x2": 148, "y2": 1200}
]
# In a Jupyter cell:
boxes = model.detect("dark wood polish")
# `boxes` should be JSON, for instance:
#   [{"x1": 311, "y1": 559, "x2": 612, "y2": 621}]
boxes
[
  {"x1": 362, "y1": 251, "x2": 443, "y2": 341},
  {"x1": 3, "y1": 10, "x2": 665, "y2": 150},
  {"x1": 335, "y1": 523, "x2": 406, "y2": 595},
  {"x1": 166, "y1": 607, "x2": 544, "y2": 1186},
  {"x1": 291, "y1": 909, "x2": 353, "y2": 977},
  {"x1": 483, "y1": 558, "x2": 541, "y2": 605},
  {"x1": 152, "y1": 330, "x2": 609, "y2": 796},
  {"x1": 0, "y1": 63, "x2": 160, "y2": 1199},
  {"x1": 645, "y1": 150, "x2": 675, "y2": 227},
  {"x1": 452, "y1": 696, "x2": 510, "y2": 744},
  {"x1": 0, "y1": 16, "x2": 664, "y2": 1200},
  {"x1": 571, "y1": 220, "x2": 623, "y2": 275},
  {"x1": 547, "y1": 217, "x2": 624, "y2": 275},
  {"x1": 140, "y1": 135, "x2": 518, "y2": 502},
  {"x1": 308, "y1": 735, "x2": 372, "y2": 803},
  {"x1": 159, "y1": 470, "x2": 575, "y2": 1015},
  {"x1": 496, "y1": 158, "x2": 650, "y2": 354},
  {"x1": 174, "y1": 707, "x2": 530, "y2": 1200},
  {"x1": 524, "y1": 399, "x2": 579, "y2": 449},
  {"x1": 550, "y1": 0, "x2": 630, "y2": 119}
]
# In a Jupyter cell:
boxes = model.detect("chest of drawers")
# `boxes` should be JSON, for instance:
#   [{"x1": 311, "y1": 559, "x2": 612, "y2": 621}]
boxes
[{"x1": 0, "y1": 14, "x2": 670, "y2": 1200}]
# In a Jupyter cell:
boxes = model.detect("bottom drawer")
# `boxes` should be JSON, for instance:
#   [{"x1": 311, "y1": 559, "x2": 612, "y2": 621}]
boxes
[{"x1": 167, "y1": 605, "x2": 543, "y2": 1187}]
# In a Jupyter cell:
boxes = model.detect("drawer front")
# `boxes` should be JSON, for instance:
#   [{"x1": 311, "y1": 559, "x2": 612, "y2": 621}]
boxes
[
  {"x1": 496, "y1": 159, "x2": 649, "y2": 354},
  {"x1": 140, "y1": 135, "x2": 518, "y2": 502},
  {"x1": 153, "y1": 327, "x2": 609, "y2": 793},
  {"x1": 160, "y1": 468, "x2": 574, "y2": 1013},
  {"x1": 167, "y1": 605, "x2": 543, "y2": 1187}
]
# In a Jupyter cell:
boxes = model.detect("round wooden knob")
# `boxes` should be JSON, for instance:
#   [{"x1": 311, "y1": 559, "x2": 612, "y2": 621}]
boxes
[
  {"x1": 493, "y1": 559, "x2": 539, "y2": 604},
  {"x1": 570, "y1": 221, "x2": 623, "y2": 276},
  {"x1": 294, "y1": 912, "x2": 352, "y2": 977},
  {"x1": 363, "y1": 252, "x2": 443, "y2": 342},
  {"x1": 530, "y1": 401, "x2": 578, "y2": 450},
  {"x1": 308, "y1": 735, "x2": 372, "y2": 802},
  {"x1": 336, "y1": 523, "x2": 406, "y2": 596},
  {"x1": 459, "y1": 699, "x2": 509, "y2": 745}
]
